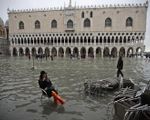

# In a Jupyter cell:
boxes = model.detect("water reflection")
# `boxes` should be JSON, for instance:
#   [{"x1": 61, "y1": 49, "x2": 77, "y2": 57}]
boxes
[
  {"x1": 40, "y1": 100, "x2": 65, "y2": 115},
  {"x1": 0, "y1": 56, "x2": 150, "y2": 120}
]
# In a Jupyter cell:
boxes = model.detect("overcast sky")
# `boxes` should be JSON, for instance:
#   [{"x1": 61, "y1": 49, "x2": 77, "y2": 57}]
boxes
[{"x1": 0, "y1": 0, "x2": 149, "y2": 51}]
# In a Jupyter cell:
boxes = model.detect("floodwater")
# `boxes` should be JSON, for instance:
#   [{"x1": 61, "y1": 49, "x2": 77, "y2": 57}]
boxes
[{"x1": 0, "y1": 56, "x2": 150, "y2": 120}]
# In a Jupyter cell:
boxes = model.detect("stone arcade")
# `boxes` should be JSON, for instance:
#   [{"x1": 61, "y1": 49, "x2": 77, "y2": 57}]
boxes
[{"x1": 8, "y1": 1, "x2": 148, "y2": 58}]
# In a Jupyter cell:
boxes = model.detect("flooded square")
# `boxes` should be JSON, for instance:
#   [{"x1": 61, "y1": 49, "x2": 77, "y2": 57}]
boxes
[{"x1": 0, "y1": 56, "x2": 150, "y2": 120}]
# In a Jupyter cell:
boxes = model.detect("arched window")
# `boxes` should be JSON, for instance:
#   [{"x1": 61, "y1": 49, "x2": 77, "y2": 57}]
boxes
[
  {"x1": 81, "y1": 12, "x2": 84, "y2": 18},
  {"x1": 90, "y1": 11, "x2": 93, "y2": 18},
  {"x1": 84, "y1": 18, "x2": 91, "y2": 27},
  {"x1": 67, "y1": 20, "x2": 73, "y2": 28},
  {"x1": 35, "y1": 20, "x2": 40, "y2": 29},
  {"x1": 105, "y1": 18, "x2": 112, "y2": 27},
  {"x1": 126, "y1": 17, "x2": 133, "y2": 27},
  {"x1": 19, "y1": 21, "x2": 24, "y2": 29},
  {"x1": 51, "y1": 20, "x2": 57, "y2": 28}
]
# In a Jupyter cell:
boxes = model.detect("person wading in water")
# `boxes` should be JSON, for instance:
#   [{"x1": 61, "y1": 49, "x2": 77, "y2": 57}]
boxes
[{"x1": 117, "y1": 56, "x2": 124, "y2": 78}]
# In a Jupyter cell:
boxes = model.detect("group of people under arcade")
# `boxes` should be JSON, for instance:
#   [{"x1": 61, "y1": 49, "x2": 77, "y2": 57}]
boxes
[{"x1": 27, "y1": 53, "x2": 54, "y2": 61}]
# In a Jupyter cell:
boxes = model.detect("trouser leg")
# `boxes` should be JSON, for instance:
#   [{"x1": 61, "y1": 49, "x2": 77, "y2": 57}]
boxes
[
  {"x1": 120, "y1": 70, "x2": 124, "y2": 78},
  {"x1": 117, "y1": 69, "x2": 120, "y2": 77},
  {"x1": 117, "y1": 69, "x2": 123, "y2": 78}
]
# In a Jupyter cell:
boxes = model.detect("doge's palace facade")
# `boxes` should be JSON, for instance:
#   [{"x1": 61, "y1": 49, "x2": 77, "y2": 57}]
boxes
[{"x1": 8, "y1": 1, "x2": 148, "y2": 58}]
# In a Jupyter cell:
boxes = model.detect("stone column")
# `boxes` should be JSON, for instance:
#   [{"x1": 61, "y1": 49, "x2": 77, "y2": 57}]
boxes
[
  {"x1": 102, "y1": 37, "x2": 104, "y2": 45},
  {"x1": 94, "y1": 37, "x2": 96, "y2": 46},
  {"x1": 110, "y1": 36, "x2": 112, "y2": 46},
  {"x1": 78, "y1": 38, "x2": 80, "y2": 46},
  {"x1": 125, "y1": 49, "x2": 128, "y2": 57},
  {"x1": 35, "y1": 48, "x2": 38, "y2": 55},
  {"x1": 75, "y1": 37, "x2": 77, "y2": 46},
  {"x1": 106, "y1": 37, "x2": 108, "y2": 45},
  {"x1": 64, "y1": 50, "x2": 66, "y2": 58},
  {"x1": 68, "y1": 37, "x2": 69, "y2": 46},
  {"x1": 93, "y1": 49, "x2": 96, "y2": 59},
  {"x1": 133, "y1": 48, "x2": 136, "y2": 56},
  {"x1": 86, "y1": 48, "x2": 88, "y2": 58},
  {"x1": 10, "y1": 47, "x2": 13, "y2": 56},
  {"x1": 17, "y1": 50, "x2": 19, "y2": 56},
  {"x1": 78, "y1": 51, "x2": 81, "y2": 58},
  {"x1": 117, "y1": 50, "x2": 120, "y2": 57},
  {"x1": 32, "y1": 38, "x2": 34, "y2": 46},
  {"x1": 57, "y1": 38, "x2": 58, "y2": 46},
  {"x1": 101, "y1": 48, "x2": 104, "y2": 58}
]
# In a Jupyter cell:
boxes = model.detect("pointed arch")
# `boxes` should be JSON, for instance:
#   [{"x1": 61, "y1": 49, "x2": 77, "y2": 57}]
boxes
[
  {"x1": 45, "y1": 47, "x2": 50, "y2": 56},
  {"x1": 44, "y1": 37, "x2": 47, "y2": 44},
  {"x1": 105, "y1": 18, "x2": 112, "y2": 27},
  {"x1": 18, "y1": 38, "x2": 20, "y2": 44},
  {"x1": 84, "y1": 37, "x2": 87, "y2": 43},
  {"x1": 73, "y1": 37, "x2": 75, "y2": 43},
  {"x1": 111, "y1": 47, "x2": 117, "y2": 57},
  {"x1": 103, "y1": 47, "x2": 110, "y2": 57},
  {"x1": 84, "y1": 18, "x2": 91, "y2": 27},
  {"x1": 58, "y1": 47, "x2": 64, "y2": 57},
  {"x1": 76, "y1": 37, "x2": 79, "y2": 43},
  {"x1": 37, "y1": 37, "x2": 40, "y2": 44},
  {"x1": 96, "y1": 47, "x2": 101, "y2": 57},
  {"x1": 35, "y1": 20, "x2": 40, "y2": 29},
  {"x1": 73, "y1": 47, "x2": 79, "y2": 57},
  {"x1": 19, "y1": 48, "x2": 24, "y2": 56},
  {"x1": 65, "y1": 37, "x2": 68, "y2": 43},
  {"x1": 80, "y1": 47, "x2": 86, "y2": 58},
  {"x1": 136, "y1": 47, "x2": 142, "y2": 56},
  {"x1": 51, "y1": 37, "x2": 53, "y2": 44},
  {"x1": 126, "y1": 17, "x2": 133, "y2": 27},
  {"x1": 51, "y1": 47, "x2": 57, "y2": 57},
  {"x1": 61, "y1": 37, "x2": 64, "y2": 44},
  {"x1": 119, "y1": 47, "x2": 125, "y2": 57},
  {"x1": 38, "y1": 47, "x2": 43, "y2": 54},
  {"x1": 31, "y1": 47, "x2": 36, "y2": 56},
  {"x1": 127, "y1": 47, "x2": 133, "y2": 57},
  {"x1": 25, "y1": 47, "x2": 30, "y2": 56},
  {"x1": 24, "y1": 38, "x2": 27, "y2": 44},
  {"x1": 13, "y1": 47, "x2": 17, "y2": 56},
  {"x1": 67, "y1": 19, "x2": 73, "y2": 28},
  {"x1": 54, "y1": 37, "x2": 57, "y2": 44},
  {"x1": 66, "y1": 47, "x2": 71, "y2": 57},
  {"x1": 88, "y1": 47, "x2": 94, "y2": 58},
  {"x1": 19, "y1": 21, "x2": 24, "y2": 29},
  {"x1": 34, "y1": 38, "x2": 36, "y2": 44},
  {"x1": 51, "y1": 19, "x2": 57, "y2": 28}
]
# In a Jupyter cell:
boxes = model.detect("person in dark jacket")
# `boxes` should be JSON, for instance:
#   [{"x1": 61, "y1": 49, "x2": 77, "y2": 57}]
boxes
[
  {"x1": 38, "y1": 71, "x2": 58, "y2": 98},
  {"x1": 117, "y1": 56, "x2": 124, "y2": 78}
]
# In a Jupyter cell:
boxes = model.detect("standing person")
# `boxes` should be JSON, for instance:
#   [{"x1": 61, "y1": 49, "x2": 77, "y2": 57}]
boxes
[
  {"x1": 117, "y1": 56, "x2": 124, "y2": 78},
  {"x1": 50, "y1": 55, "x2": 53, "y2": 61},
  {"x1": 38, "y1": 71, "x2": 64, "y2": 104}
]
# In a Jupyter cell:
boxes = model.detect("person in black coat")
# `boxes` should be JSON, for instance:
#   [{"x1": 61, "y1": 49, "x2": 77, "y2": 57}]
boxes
[
  {"x1": 117, "y1": 56, "x2": 124, "y2": 78},
  {"x1": 38, "y1": 71, "x2": 57, "y2": 98}
]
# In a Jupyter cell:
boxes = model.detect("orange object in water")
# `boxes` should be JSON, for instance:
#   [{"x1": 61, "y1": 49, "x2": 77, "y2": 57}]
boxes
[{"x1": 51, "y1": 91, "x2": 65, "y2": 104}]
